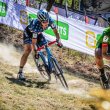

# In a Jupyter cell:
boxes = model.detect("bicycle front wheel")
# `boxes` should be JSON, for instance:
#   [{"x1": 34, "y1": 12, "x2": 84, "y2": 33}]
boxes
[
  {"x1": 51, "y1": 57, "x2": 68, "y2": 89},
  {"x1": 33, "y1": 54, "x2": 51, "y2": 82},
  {"x1": 100, "y1": 65, "x2": 110, "y2": 89}
]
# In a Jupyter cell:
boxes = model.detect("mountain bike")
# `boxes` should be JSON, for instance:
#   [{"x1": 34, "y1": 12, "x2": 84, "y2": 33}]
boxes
[
  {"x1": 99, "y1": 64, "x2": 110, "y2": 89},
  {"x1": 33, "y1": 40, "x2": 68, "y2": 89}
]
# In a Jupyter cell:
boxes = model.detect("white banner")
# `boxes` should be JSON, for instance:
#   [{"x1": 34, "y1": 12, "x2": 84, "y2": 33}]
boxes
[{"x1": 0, "y1": 1, "x2": 104, "y2": 56}]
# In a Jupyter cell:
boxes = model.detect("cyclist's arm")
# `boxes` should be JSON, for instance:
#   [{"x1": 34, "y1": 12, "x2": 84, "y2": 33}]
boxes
[
  {"x1": 49, "y1": 17, "x2": 61, "y2": 40},
  {"x1": 53, "y1": 28, "x2": 60, "y2": 40},
  {"x1": 28, "y1": 19, "x2": 37, "y2": 33}
]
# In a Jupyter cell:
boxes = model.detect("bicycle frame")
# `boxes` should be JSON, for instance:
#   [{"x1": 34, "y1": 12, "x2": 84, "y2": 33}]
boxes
[
  {"x1": 36, "y1": 40, "x2": 68, "y2": 89},
  {"x1": 37, "y1": 40, "x2": 56, "y2": 73}
]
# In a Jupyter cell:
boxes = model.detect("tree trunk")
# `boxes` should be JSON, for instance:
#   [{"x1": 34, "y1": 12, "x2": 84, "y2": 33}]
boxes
[
  {"x1": 46, "y1": 0, "x2": 55, "y2": 12},
  {"x1": 60, "y1": 0, "x2": 63, "y2": 4},
  {"x1": 71, "y1": 0, "x2": 74, "y2": 9}
]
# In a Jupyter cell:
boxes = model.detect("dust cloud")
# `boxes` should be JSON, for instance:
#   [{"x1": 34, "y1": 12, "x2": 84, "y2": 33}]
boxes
[
  {"x1": 0, "y1": 43, "x2": 38, "y2": 73},
  {"x1": 0, "y1": 43, "x2": 20, "y2": 66}
]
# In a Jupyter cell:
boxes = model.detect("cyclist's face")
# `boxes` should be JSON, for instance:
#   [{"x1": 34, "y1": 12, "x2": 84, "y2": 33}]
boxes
[{"x1": 41, "y1": 21, "x2": 49, "y2": 29}]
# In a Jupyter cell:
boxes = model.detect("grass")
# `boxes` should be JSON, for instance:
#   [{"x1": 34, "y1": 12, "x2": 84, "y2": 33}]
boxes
[
  {"x1": 0, "y1": 40, "x2": 101, "y2": 110},
  {"x1": 0, "y1": 58, "x2": 96, "y2": 110},
  {"x1": 1, "y1": 23, "x2": 110, "y2": 110}
]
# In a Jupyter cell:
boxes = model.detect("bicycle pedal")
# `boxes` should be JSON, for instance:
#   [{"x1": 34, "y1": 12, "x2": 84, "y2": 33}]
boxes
[{"x1": 38, "y1": 67, "x2": 43, "y2": 71}]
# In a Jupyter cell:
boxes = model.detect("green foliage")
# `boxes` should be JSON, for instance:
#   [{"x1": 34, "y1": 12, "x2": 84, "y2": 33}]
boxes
[
  {"x1": 55, "y1": 0, "x2": 60, "y2": 3},
  {"x1": 35, "y1": 0, "x2": 47, "y2": 3},
  {"x1": 55, "y1": 0, "x2": 73, "y2": 7},
  {"x1": 67, "y1": 0, "x2": 72, "y2": 7}
]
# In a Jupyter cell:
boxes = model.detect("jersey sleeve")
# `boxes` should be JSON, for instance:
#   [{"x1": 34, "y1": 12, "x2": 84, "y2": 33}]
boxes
[
  {"x1": 28, "y1": 19, "x2": 37, "y2": 33},
  {"x1": 28, "y1": 19, "x2": 39, "y2": 39},
  {"x1": 28, "y1": 20, "x2": 34, "y2": 31},
  {"x1": 49, "y1": 17, "x2": 56, "y2": 29}
]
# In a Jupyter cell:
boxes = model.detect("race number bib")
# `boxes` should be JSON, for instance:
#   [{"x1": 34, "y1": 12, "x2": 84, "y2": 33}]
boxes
[
  {"x1": 33, "y1": 33, "x2": 37, "y2": 38},
  {"x1": 103, "y1": 36, "x2": 109, "y2": 43},
  {"x1": 51, "y1": 23, "x2": 56, "y2": 29}
]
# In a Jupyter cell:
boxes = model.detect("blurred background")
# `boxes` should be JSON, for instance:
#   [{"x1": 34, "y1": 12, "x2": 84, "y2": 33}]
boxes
[{"x1": 15, "y1": 0, "x2": 110, "y2": 27}]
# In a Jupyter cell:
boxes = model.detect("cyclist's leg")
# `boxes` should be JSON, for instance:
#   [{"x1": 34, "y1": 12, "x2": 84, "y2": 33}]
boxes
[
  {"x1": 95, "y1": 44, "x2": 108, "y2": 83},
  {"x1": 107, "y1": 44, "x2": 110, "y2": 54},
  {"x1": 95, "y1": 48, "x2": 103, "y2": 70},
  {"x1": 104, "y1": 44, "x2": 110, "y2": 83},
  {"x1": 32, "y1": 33, "x2": 46, "y2": 59},
  {"x1": 19, "y1": 44, "x2": 32, "y2": 68},
  {"x1": 36, "y1": 33, "x2": 48, "y2": 58},
  {"x1": 18, "y1": 29, "x2": 32, "y2": 80},
  {"x1": 95, "y1": 43, "x2": 103, "y2": 68}
]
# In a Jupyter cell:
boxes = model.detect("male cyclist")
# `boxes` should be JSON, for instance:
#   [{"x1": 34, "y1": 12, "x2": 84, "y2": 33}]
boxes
[
  {"x1": 95, "y1": 17, "x2": 110, "y2": 85},
  {"x1": 18, "y1": 9, "x2": 62, "y2": 80}
]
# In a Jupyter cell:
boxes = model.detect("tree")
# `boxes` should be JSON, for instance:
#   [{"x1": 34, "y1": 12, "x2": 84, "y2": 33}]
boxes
[
  {"x1": 67, "y1": 0, "x2": 72, "y2": 7},
  {"x1": 71, "y1": 0, "x2": 74, "y2": 9},
  {"x1": 60, "y1": 0, "x2": 64, "y2": 4},
  {"x1": 46, "y1": 0, "x2": 55, "y2": 12}
]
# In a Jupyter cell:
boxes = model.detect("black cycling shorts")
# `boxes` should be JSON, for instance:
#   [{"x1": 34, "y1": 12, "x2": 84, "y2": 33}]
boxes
[
  {"x1": 23, "y1": 27, "x2": 33, "y2": 44},
  {"x1": 97, "y1": 43, "x2": 110, "y2": 53}
]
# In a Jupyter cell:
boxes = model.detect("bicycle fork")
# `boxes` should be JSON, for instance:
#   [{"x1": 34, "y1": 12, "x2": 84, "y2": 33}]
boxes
[{"x1": 45, "y1": 47, "x2": 55, "y2": 73}]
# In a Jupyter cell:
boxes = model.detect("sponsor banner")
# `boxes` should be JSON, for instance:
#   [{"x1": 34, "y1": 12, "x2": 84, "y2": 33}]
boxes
[
  {"x1": 45, "y1": 20, "x2": 69, "y2": 40},
  {"x1": 0, "y1": 1, "x2": 7, "y2": 17},
  {"x1": 0, "y1": 1, "x2": 104, "y2": 56}
]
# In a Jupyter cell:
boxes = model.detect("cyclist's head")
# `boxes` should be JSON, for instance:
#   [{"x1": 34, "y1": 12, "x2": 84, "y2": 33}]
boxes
[{"x1": 37, "y1": 9, "x2": 49, "y2": 23}]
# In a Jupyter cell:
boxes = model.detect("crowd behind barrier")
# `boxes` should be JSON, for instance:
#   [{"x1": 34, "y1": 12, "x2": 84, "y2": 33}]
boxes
[
  {"x1": 27, "y1": 1, "x2": 110, "y2": 28},
  {"x1": 1, "y1": 0, "x2": 110, "y2": 27},
  {"x1": 0, "y1": 0, "x2": 106, "y2": 56}
]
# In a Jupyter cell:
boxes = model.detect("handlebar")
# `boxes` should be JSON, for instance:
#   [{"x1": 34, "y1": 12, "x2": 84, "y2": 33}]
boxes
[{"x1": 37, "y1": 40, "x2": 56, "y2": 51}]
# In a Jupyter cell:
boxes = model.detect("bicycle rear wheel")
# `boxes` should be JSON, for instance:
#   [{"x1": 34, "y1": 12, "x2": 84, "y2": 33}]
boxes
[
  {"x1": 33, "y1": 54, "x2": 51, "y2": 82},
  {"x1": 100, "y1": 65, "x2": 110, "y2": 89},
  {"x1": 51, "y1": 57, "x2": 68, "y2": 89}
]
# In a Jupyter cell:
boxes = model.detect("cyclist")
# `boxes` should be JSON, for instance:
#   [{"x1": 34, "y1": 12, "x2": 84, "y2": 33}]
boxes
[
  {"x1": 18, "y1": 9, "x2": 62, "y2": 80},
  {"x1": 95, "y1": 17, "x2": 110, "y2": 85}
]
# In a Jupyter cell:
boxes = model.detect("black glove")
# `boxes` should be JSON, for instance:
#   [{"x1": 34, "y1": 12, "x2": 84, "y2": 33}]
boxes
[{"x1": 56, "y1": 39, "x2": 63, "y2": 48}]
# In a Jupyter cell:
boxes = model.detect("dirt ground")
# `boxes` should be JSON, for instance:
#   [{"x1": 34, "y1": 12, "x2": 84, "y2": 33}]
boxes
[
  {"x1": 0, "y1": 24, "x2": 99, "y2": 83},
  {"x1": 0, "y1": 24, "x2": 110, "y2": 110}
]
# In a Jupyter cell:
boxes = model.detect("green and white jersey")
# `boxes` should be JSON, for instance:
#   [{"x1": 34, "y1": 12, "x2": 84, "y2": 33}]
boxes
[{"x1": 96, "y1": 27, "x2": 110, "y2": 48}]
